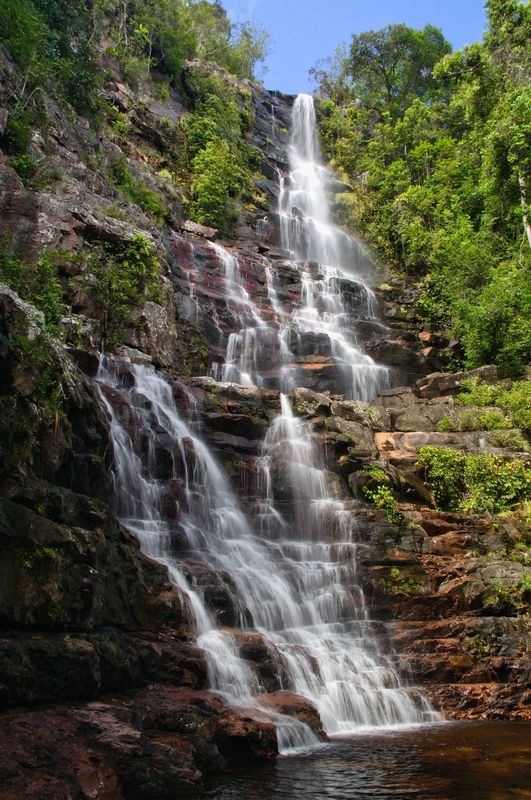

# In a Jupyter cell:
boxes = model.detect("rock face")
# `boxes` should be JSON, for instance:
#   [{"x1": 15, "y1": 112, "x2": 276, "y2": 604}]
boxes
[
  {"x1": 0, "y1": 288, "x2": 284, "y2": 796},
  {"x1": 0, "y1": 686, "x2": 277, "y2": 799}
]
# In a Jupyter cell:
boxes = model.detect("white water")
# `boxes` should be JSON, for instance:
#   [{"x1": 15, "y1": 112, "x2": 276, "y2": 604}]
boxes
[
  {"x1": 97, "y1": 358, "x2": 320, "y2": 752},
  {"x1": 277, "y1": 94, "x2": 388, "y2": 401},
  {"x1": 97, "y1": 359, "x2": 439, "y2": 748},
  {"x1": 96, "y1": 94, "x2": 440, "y2": 751}
]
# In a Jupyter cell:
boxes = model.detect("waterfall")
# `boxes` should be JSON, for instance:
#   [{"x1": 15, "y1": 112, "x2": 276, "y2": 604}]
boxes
[
  {"x1": 95, "y1": 93, "x2": 441, "y2": 752},
  {"x1": 97, "y1": 358, "x2": 320, "y2": 752},
  {"x1": 201, "y1": 94, "x2": 388, "y2": 400},
  {"x1": 277, "y1": 94, "x2": 388, "y2": 401},
  {"x1": 97, "y1": 358, "x2": 439, "y2": 750}
]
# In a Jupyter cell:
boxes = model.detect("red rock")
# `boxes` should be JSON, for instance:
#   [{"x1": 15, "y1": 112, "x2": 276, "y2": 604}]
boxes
[{"x1": 257, "y1": 691, "x2": 327, "y2": 739}]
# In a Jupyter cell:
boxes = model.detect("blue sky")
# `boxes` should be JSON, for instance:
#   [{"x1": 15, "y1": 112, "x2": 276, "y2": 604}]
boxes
[{"x1": 227, "y1": 0, "x2": 488, "y2": 94}]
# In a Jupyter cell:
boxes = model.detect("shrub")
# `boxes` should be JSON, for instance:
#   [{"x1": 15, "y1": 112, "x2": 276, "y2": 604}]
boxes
[
  {"x1": 490, "y1": 430, "x2": 529, "y2": 451},
  {"x1": 181, "y1": 70, "x2": 258, "y2": 232},
  {"x1": 456, "y1": 378, "x2": 531, "y2": 432},
  {"x1": 483, "y1": 579, "x2": 528, "y2": 615},
  {"x1": 1, "y1": 109, "x2": 34, "y2": 155},
  {"x1": 111, "y1": 158, "x2": 166, "y2": 221},
  {"x1": 0, "y1": 244, "x2": 64, "y2": 332},
  {"x1": 380, "y1": 566, "x2": 422, "y2": 595},
  {"x1": 437, "y1": 408, "x2": 513, "y2": 432},
  {"x1": 90, "y1": 233, "x2": 162, "y2": 346},
  {"x1": 191, "y1": 140, "x2": 249, "y2": 228},
  {"x1": 361, "y1": 467, "x2": 405, "y2": 526},
  {"x1": 10, "y1": 332, "x2": 64, "y2": 419},
  {"x1": 418, "y1": 446, "x2": 531, "y2": 514}
]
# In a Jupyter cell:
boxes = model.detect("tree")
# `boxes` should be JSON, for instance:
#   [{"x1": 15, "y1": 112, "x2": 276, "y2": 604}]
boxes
[
  {"x1": 485, "y1": 0, "x2": 531, "y2": 86},
  {"x1": 347, "y1": 24, "x2": 451, "y2": 117}
]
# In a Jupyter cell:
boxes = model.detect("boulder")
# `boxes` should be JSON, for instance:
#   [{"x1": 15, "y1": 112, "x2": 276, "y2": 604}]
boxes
[
  {"x1": 126, "y1": 301, "x2": 179, "y2": 368},
  {"x1": 415, "y1": 366, "x2": 499, "y2": 400},
  {"x1": 257, "y1": 691, "x2": 327, "y2": 739},
  {"x1": 182, "y1": 219, "x2": 218, "y2": 239},
  {"x1": 290, "y1": 387, "x2": 331, "y2": 418}
]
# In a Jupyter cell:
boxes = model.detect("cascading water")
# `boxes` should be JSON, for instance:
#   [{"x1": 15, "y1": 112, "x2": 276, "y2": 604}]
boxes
[
  {"x1": 97, "y1": 358, "x2": 439, "y2": 747},
  {"x1": 277, "y1": 94, "x2": 388, "y2": 401},
  {"x1": 96, "y1": 93, "x2": 441, "y2": 752},
  {"x1": 97, "y1": 358, "x2": 320, "y2": 752}
]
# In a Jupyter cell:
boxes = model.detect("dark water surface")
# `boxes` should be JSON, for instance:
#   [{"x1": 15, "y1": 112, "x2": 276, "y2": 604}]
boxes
[{"x1": 200, "y1": 721, "x2": 531, "y2": 800}]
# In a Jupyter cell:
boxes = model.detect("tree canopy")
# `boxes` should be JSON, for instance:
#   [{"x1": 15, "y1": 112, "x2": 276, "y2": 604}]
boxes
[{"x1": 312, "y1": 5, "x2": 531, "y2": 376}]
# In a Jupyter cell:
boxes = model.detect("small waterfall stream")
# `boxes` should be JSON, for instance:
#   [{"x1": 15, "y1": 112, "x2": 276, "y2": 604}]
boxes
[
  {"x1": 96, "y1": 92, "x2": 441, "y2": 752},
  {"x1": 277, "y1": 93, "x2": 388, "y2": 401}
]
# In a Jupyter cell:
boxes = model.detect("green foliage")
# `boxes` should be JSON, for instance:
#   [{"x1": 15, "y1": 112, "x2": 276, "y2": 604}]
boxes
[
  {"x1": 437, "y1": 408, "x2": 513, "y2": 432},
  {"x1": 0, "y1": 244, "x2": 64, "y2": 333},
  {"x1": 10, "y1": 333, "x2": 65, "y2": 418},
  {"x1": 418, "y1": 445, "x2": 531, "y2": 515},
  {"x1": 467, "y1": 635, "x2": 492, "y2": 655},
  {"x1": 0, "y1": 0, "x2": 104, "y2": 117},
  {"x1": 347, "y1": 24, "x2": 451, "y2": 118},
  {"x1": 490, "y1": 429, "x2": 529, "y2": 452},
  {"x1": 20, "y1": 544, "x2": 62, "y2": 572},
  {"x1": 483, "y1": 579, "x2": 528, "y2": 615},
  {"x1": 90, "y1": 233, "x2": 162, "y2": 346},
  {"x1": 379, "y1": 566, "x2": 422, "y2": 596},
  {"x1": 180, "y1": 71, "x2": 257, "y2": 230},
  {"x1": 8, "y1": 154, "x2": 39, "y2": 185},
  {"x1": 111, "y1": 158, "x2": 166, "y2": 220},
  {"x1": 1, "y1": 109, "x2": 35, "y2": 155},
  {"x1": 313, "y1": 8, "x2": 531, "y2": 376},
  {"x1": 509, "y1": 540, "x2": 531, "y2": 566},
  {"x1": 456, "y1": 378, "x2": 531, "y2": 431},
  {"x1": 191, "y1": 140, "x2": 249, "y2": 227},
  {"x1": 457, "y1": 259, "x2": 531, "y2": 376},
  {"x1": 108, "y1": 0, "x2": 269, "y2": 84},
  {"x1": 361, "y1": 467, "x2": 405, "y2": 526}
]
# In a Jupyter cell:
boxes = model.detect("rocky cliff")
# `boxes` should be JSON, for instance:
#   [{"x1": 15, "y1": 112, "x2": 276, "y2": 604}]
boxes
[{"x1": 0, "y1": 41, "x2": 529, "y2": 800}]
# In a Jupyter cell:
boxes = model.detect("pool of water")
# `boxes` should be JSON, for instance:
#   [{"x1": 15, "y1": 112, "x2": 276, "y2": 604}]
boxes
[{"x1": 200, "y1": 721, "x2": 531, "y2": 800}]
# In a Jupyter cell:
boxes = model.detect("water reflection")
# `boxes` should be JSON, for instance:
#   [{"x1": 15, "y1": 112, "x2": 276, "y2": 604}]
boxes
[{"x1": 200, "y1": 722, "x2": 531, "y2": 800}]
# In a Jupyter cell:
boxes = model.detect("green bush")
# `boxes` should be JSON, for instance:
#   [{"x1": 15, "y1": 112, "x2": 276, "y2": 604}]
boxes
[
  {"x1": 191, "y1": 140, "x2": 248, "y2": 228},
  {"x1": 10, "y1": 332, "x2": 64, "y2": 418},
  {"x1": 418, "y1": 445, "x2": 531, "y2": 514},
  {"x1": 490, "y1": 429, "x2": 529, "y2": 451},
  {"x1": 1, "y1": 110, "x2": 34, "y2": 155},
  {"x1": 181, "y1": 71, "x2": 257, "y2": 231},
  {"x1": 0, "y1": 0, "x2": 103, "y2": 118},
  {"x1": 380, "y1": 566, "x2": 422, "y2": 595},
  {"x1": 437, "y1": 408, "x2": 513, "y2": 432},
  {"x1": 8, "y1": 154, "x2": 39, "y2": 185},
  {"x1": 91, "y1": 233, "x2": 162, "y2": 346},
  {"x1": 483, "y1": 579, "x2": 529, "y2": 615},
  {"x1": 361, "y1": 467, "x2": 405, "y2": 526},
  {"x1": 0, "y1": 244, "x2": 64, "y2": 332},
  {"x1": 111, "y1": 158, "x2": 166, "y2": 221},
  {"x1": 456, "y1": 378, "x2": 531, "y2": 431}
]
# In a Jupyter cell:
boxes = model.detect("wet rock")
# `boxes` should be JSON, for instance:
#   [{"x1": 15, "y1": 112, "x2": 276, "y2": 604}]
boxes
[
  {"x1": 392, "y1": 402, "x2": 454, "y2": 432},
  {"x1": 330, "y1": 398, "x2": 390, "y2": 431},
  {"x1": 322, "y1": 416, "x2": 377, "y2": 460},
  {"x1": 257, "y1": 692, "x2": 327, "y2": 739},
  {"x1": 126, "y1": 301, "x2": 179, "y2": 368},
  {"x1": 229, "y1": 630, "x2": 289, "y2": 692}
]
